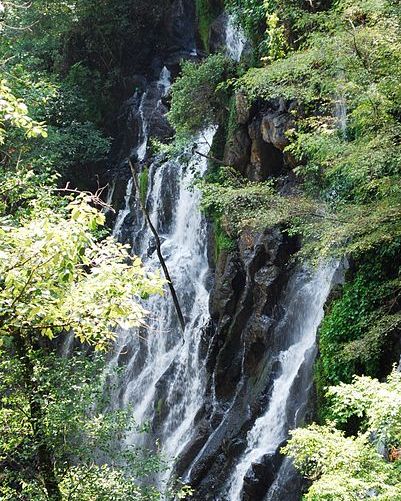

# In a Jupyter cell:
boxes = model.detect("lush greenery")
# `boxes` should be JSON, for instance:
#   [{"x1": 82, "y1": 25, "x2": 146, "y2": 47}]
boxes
[
  {"x1": 284, "y1": 370, "x2": 401, "y2": 500},
  {"x1": 0, "y1": 1, "x2": 195, "y2": 499},
  {"x1": 168, "y1": 54, "x2": 236, "y2": 137},
  {"x1": 317, "y1": 244, "x2": 401, "y2": 390},
  {"x1": 0, "y1": 349, "x2": 171, "y2": 500},
  {"x1": 0, "y1": 192, "x2": 171, "y2": 499}
]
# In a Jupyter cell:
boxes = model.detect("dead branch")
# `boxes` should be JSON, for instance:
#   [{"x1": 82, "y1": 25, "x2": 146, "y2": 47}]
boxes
[{"x1": 128, "y1": 159, "x2": 186, "y2": 333}]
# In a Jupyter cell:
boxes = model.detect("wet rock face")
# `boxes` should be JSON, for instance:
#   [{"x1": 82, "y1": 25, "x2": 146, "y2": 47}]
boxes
[
  {"x1": 224, "y1": 95, "x2": 297, "y2": 180},
  {"x1": 224, "y1": 125, "x2": 252, "y2": 175},
  {"x1": 173, "y1": 227, "x2": 299, "y2": 499},
  {"x1": 242, "y1": 453, "x2": 282, "y2": 500},
  {"x1": 171, "y1": 93, "x2": 306, "y2": 499},
  {"x1": 211, "y1": 228, "x2": 298, "y2": 400},
  {"x1": 107, "y1": 0, "x2": 198, "y2": 219}
]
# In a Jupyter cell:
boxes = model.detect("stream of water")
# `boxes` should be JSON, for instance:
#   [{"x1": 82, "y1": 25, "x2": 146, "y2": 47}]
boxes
[
  {"x1": 226, "y1": 262, "x2": 341, "y2": 499},
  {"x1": 108, "y1": 14, "x2": 341, "y2": 500}
]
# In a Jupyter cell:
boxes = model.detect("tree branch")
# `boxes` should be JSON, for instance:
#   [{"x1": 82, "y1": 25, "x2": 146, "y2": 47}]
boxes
[
  {"x1": 128, "y1": 159, "x2": 186, "y2": 333},
  {"x1": 194, "y1": 149, "x2": 226, "y2": 166}
]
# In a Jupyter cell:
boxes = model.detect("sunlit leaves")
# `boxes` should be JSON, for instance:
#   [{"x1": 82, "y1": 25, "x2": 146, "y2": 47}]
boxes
[
  {"x1": 0, "y1": 79, "x2": 47, "y2": 144},
  {"x1": 283, "y1": 370, "x2": 401, "y2": 500},
  {"x1": 0, "y1": 197, "x2": 164, "y2": 349}
]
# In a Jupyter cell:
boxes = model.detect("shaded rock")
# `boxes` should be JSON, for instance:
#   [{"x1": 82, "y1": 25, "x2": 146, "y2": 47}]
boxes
[
  {"x1": 243, "y1": 452, "x2": 282, "y2": 501},
  {"x1": 224, "y1": 125, "x2": 251, "y2": 175},
  {"x1": 248, "y1": 117, "x2": 284, "y2": 180},
  {"x1": 259, "y1": 98, "x2": 295, "y2": 151},
  {"x1": 209, "y1": 13, "x2": 228, "y2": 54},
  {"x1": 236, "y1": 91, "x2": 251, "y2": 125}
]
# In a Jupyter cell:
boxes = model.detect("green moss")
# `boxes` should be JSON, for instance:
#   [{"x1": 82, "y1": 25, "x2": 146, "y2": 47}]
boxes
[
  {"x1": 156, "y1": 398, "x2": 164, "y2": 416},
  {"x1": 196, "y1": 0, "x2": 223, "y2": 52},
  {"x1": 138, "y1": 167, "x2": 149, "y2": 205},
  {"x1": 214, "y1": 219, "x2": 235, "y2": 261}
]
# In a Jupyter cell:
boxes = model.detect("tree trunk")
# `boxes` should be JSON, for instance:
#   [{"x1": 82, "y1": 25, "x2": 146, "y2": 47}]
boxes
[{"x1": 15, "y1": 334, "x2": 62, "y2": 501}]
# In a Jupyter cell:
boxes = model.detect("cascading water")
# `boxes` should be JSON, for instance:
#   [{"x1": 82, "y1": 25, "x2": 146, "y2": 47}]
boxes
[
  {"x1": 112, "y1": 66, "x2": 171, "y2": 240},
  {"x1": 225, "y1": 15, "x2": 246, "y2": 62},
  {"x1": 112, "y1": 178, "x2": 133, "y2": 239},
  {"x1": 108, "y1": 16, "x2": 246, "y2": 486},
  {"x1": 226, "y1": 262, "x2": 341, "y2": 500},
  {"x1": 110, "y1": 122, "x2": 216, "y2": 483},
  {"x1": 107, "y1": 10, "x2": 341, "y2": 501}
]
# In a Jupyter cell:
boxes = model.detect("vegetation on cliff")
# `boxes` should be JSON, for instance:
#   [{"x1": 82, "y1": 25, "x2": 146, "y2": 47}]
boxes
[
  {"x1": 168, "y1": 0, "x2": 401, "y2": 497},
  {"x1": 0, "y1": 2, "x2": 192, "y2": 499}
]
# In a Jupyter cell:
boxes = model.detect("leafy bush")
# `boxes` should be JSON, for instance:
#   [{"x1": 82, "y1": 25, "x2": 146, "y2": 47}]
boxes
[
  {"x1": 316, "y1": 244, "x2": 401, "y2": 399},
  {"x1": 283, "y1": 370, "x2": 401, "y2": 500},
  {"x1": 0, "y1": 349, "x2": 174, "y2": 500},
  {"x1": 168, "y1": 54, "x2": 236, "y2": 136}
]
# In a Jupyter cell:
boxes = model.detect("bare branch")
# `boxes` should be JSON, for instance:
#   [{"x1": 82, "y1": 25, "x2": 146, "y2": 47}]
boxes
[{"x1": 128, "y1": 159, "x2": 186, "y2": 333}]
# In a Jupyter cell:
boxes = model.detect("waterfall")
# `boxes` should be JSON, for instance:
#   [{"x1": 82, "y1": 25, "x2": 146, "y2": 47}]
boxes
[
  {"x1": 226, "y1": 262, "x2": 341, "y2": 499},
  {"x1": 112, "y1": 178, "x2": 133, "y2": 239},
  {"x1": 105, "y1": 11, "x2": 340, "y2": 500},
  {"x1": 103, "y1": 180, "x2": 115, "y2": 215},
  {"x1": 226, "y1": 15, "x2": 246, "y2": 62},
  {"x1": 112, "y1": 66, "x2": 171, "y2": 240},
  {"x1": 109, "y1": 123, "x2": 216, "y2": 484}
]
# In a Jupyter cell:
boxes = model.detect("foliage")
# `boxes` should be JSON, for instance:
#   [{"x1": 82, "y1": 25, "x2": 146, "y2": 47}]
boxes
[
  {"x1": 315, "y1": 244, "x2": 401, "y2": 417},
  {"x1": 0, "y1": 79, "x2": 47, "y2": 144},
  {"x1": 168, "y1": 54, "x2": 236, "y2": 136},
  {"x1": 0, "y1": 197, "x2": 170, "y2": 499},
  {"x1": 225, "y1": 0, "x2": 268, "y2": 56},
  {"x1": 0, "y1": 348, "x2": 182, "y2": 500},
  {"x1": 199, "y1": 166, "x2": 318, "y2": 237},
  {"x1": 33, "y1": 121, "x2": 111, "y2": 177},
  {"x1": 199, "y1": 0, "x2": 401, "y2": 260},
  {"x1": 283, "y1": 370, "x2": 401, "y2": 500},
  {"x1": 0, "y1": 197, "x2": 163, "y2": 348},
  {"x1": 225, "y1": 0, "x2": 302, "y2": 60},
  {"x1": 0, "y1": 53, "x2": 110, "y2": 206},
  {"x1": 213, "y1": 219, "x2": 235, "y2": 260}
]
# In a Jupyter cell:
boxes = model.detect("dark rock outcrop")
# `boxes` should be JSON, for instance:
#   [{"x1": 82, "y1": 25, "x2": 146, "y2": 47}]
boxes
[
  {"x1": 224, "y1": 94, "x2": 297, "y2": 181},
  {"x1": 172, "y1": 227, "x2": 300, "y2": 500},
  {"x1": 209, "y1": 13, "x2": 229, "y2": 54}
]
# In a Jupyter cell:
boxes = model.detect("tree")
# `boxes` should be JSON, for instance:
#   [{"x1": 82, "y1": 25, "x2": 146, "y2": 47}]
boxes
[
  {"x1": 0, "y1": 197, "x2": 165, "y2": 499},
  {"x1": 283, "y1": 370, "x2": 401, "y2": 500}
]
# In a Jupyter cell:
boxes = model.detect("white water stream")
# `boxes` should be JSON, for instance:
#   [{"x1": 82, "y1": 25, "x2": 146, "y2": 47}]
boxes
[
  {"x1": 226, "y1": 262, "x2": 340, "y2": 499},
  {"x1": 110, "y1": 121, "x2": 216, "y2": 483},
  {"x1": 106, "y1": 17, "x2": 341, "y2": 500},
  {"x1": 226, "y1": 15, "x2": 246, "y2": 62}
]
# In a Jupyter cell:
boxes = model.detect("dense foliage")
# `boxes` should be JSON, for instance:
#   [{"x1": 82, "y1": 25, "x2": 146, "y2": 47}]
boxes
[
  {"x1": 0, "y1": 2, "x2": 194, "y2": 499},
  {"x1": 0, "y1": 350, "x2": 171, "y2": 500},
  {"x1": 284, "y1": 370, "x2": 401, "y2": 500},
  {"x1": 168, "y1": 0, "x2": 401, "y2": 496},
  {"x1": 168, "y1": 54, "x2": 236, "y2": 137}
]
